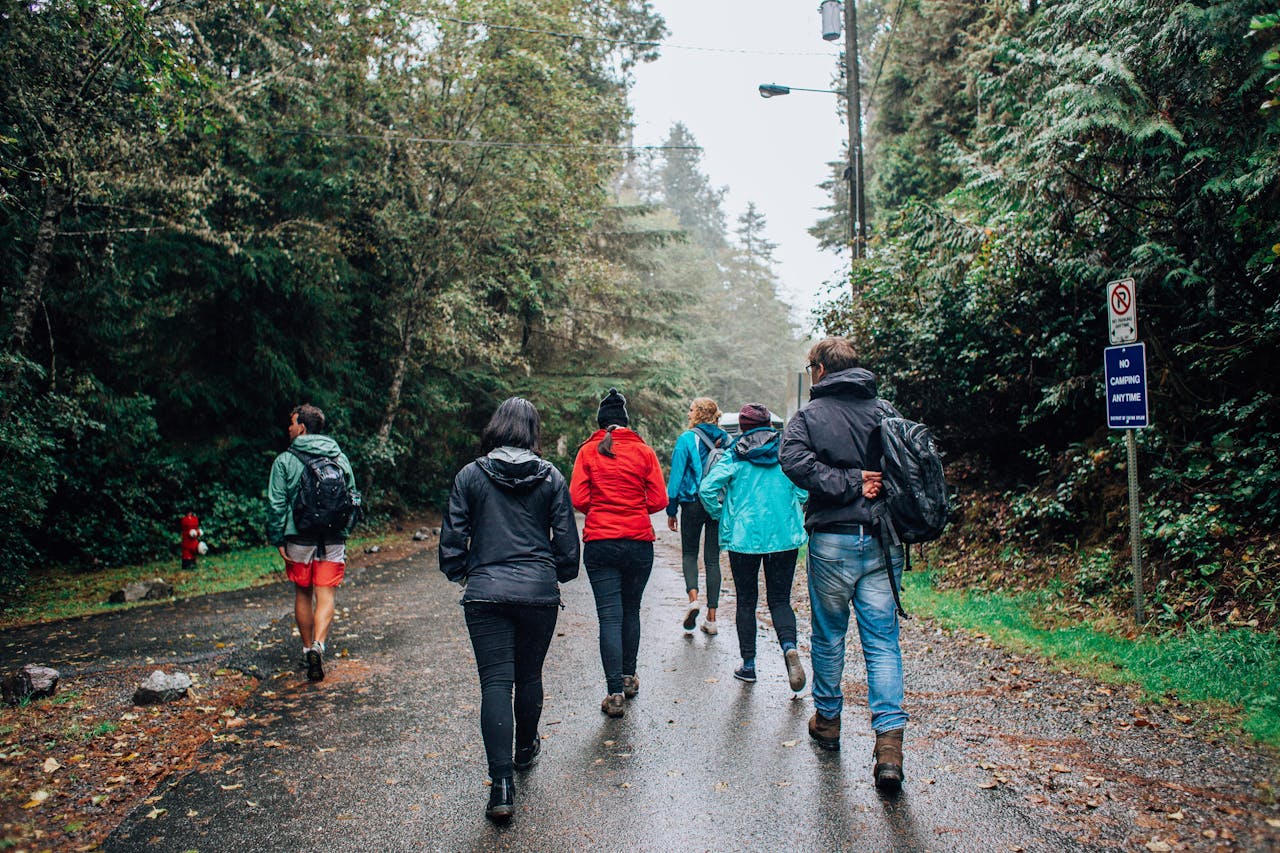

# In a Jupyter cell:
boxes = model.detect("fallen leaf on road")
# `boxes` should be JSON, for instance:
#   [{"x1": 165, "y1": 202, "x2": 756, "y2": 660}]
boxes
[
  {"x1": 776, "y1": 780, "x2": 791, "y2": 787},
  {"x1": 145, "y1": 807, "x2": 167, "y2": 819},
  {"x1": 262, "y1": 740, "x2": 284, "y2": 748},
  {"x1": 317, "y1": 747, "x2": 335, "y2": 753},
  {"x1": 619, "y1": 782, "x2": 630, "y2": 789},
  {"x1": 1172, "y1": 713, "x2": 1192, "y2": 724},
  {"x1": 21, "y1": 790, "x2": 50, "y2": 809},
  {"x1": 1167, "y1": 809, "x2": 1184, "y2": 820},
  {"x1": 1266, "y1": 819, "x2": 1280, "y2": 829},
  {"x1": 42, "y1": 758, "x2": 61, "y2": 773},
  {"x1": 1051, "y1": 764, "x2": 1071, "y2": 773},
  {"x1": 219, "y1": 783, "x2": 242, "y2": 791},
  {"x1": 782, "y1": 740, "x2": 798, "y2": 748},
  {"x1": 979, "y1": 780, "x2": 999, "y2": 789},
  {"x1": 668, "y1": 770, "x2": 682, "y2": 777},
  {"x1": 1144, "y1": 841, "x2": 1172, "y2": 853},
  {"x1": 246, "y1": 800, "x2": 258, "y2": 808},
  {"x1": 705, "y1": 678, "x2": 718, "y2": 683},
  {"x1": 714, "y1": 781, "x2": 729, "y2": 792},
  {"x1": 922, "y1": 778, "x2": 936, "y2": 785}
]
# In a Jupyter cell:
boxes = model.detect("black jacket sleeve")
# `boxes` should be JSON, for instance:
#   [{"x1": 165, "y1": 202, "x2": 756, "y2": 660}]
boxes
[
  {"x1": 779, "y1": 409, "x2": 863, "y2": 501},
  {"x1": 548, "y1": 470, "x2": 581, "y2": 583},
  {"x1": 438, "y1": 468, "x2": 473, "y2": 583}
]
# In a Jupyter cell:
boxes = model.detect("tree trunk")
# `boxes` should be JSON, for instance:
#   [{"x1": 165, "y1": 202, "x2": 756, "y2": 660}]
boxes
[
  {"x1": 7, "y1": 183, "x2": 67, "y2": 353},
  {"x1": 375, "y1": 316, "x2": 415, "y2": 449}
]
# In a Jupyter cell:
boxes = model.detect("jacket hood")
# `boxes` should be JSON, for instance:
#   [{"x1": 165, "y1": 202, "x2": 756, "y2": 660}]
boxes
[
  {"x1": 477, "y1": 446, "x2": 553, "y2": 493},
  {"x1": 694, "y1": 422, "x2": 729, "y2": 445},
  {"x1": 291, "y1": 434, "x2": 342, "y2": 457},
  {"x1": 733, "y1": 427, "x2": 780, "y2": 466},
  {"x1": 810, "y1": 366, "x2": 878, "y2": 401}
]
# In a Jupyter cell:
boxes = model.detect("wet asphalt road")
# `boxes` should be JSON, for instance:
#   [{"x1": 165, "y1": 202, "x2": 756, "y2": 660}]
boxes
[{"x1": 12, "y1": 517, "x2": 1275, "y2": 852}]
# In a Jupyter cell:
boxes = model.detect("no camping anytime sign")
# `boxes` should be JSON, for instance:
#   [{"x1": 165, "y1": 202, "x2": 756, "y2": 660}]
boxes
[{"x1": 1104, "y1": 343, "x2": 1149, "y2": 429}]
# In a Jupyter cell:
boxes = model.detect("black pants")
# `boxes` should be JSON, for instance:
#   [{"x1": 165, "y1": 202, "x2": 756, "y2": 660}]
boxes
[
  {"x1": 727, "y1": 549, "x2": 800, "y2": 661},
  {"x1": 463, "y1": 602, "x2": 558, "y2": 780},
  {"x1": 584, "y1": 539, "x2": 654, "y2": 695},
  {"x1": 679, "y1": 501, "x2": 721, "y2": 608}
]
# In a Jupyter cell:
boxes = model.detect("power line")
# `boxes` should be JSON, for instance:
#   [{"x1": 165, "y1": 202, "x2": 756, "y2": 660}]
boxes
[
  {"x1": 438, "y1": 16, "x2": 837, "y2": 57},
  {"x1": 263, "y1": 128, "x2": 700, "y2": 152},
  {"x1": 860, "y1": 0, "x2": 911, "y2": 112}
]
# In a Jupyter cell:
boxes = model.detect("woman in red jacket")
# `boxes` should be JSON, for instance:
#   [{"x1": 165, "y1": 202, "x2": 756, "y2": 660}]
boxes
[{"x1": 570, "y1": 388, "x2": 668, "y2": 718}]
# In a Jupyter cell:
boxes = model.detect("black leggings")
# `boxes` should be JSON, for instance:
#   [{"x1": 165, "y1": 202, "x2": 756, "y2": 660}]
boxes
[
  {"x1": 463, "y1": 602, "x2": 558, "y2": 780},
  {"x1": 679, "y1": 500, "x2": 721, "y2": 608},
  {"x1": 727, "y1": 549, "x2": 799, "y2": 661}
]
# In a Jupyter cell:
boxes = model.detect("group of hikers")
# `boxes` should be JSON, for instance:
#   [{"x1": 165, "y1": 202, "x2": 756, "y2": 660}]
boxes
[{"x1": 264, "y1": 336, "x2": 909, "y2": 825}]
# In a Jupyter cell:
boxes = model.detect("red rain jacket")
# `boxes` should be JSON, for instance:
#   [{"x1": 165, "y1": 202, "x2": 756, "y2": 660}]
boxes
[{"x1": 570, "y1": 428, "x2": 668, "y2": 542}]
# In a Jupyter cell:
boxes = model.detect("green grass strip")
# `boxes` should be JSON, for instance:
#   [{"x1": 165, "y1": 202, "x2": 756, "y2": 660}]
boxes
[{"x1": 903, "y1": 572, "x2": 1280, "y2": 748}]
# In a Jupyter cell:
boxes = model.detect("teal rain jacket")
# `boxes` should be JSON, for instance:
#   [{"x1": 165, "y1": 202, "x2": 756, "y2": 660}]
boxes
[
  {"x1": 666, "y1": 422, "x2": 730, "y2": 516},
  {"x1": 698, "y1": 427, "x2": 808, "y2": 555}
]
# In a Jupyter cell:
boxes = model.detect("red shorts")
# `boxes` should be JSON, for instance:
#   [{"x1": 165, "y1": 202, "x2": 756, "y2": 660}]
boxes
[{"x1": 283, "y1": 540, "x2": 346, "y2": 588}]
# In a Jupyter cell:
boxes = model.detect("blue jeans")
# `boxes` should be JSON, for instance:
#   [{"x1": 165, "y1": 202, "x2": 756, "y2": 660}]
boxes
[
  {"x1": 807, "y1": 531, "x2": 908, "y2": 733},
  {"x1": 584, "y1": 540, "x2": 654, "y2": 695}
]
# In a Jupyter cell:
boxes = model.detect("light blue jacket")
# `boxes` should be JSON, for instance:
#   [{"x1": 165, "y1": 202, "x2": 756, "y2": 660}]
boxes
[
  {"x1": 666, "y1": 423, "x2": 730, "y2": 515},
  {"x1": 698, "y1": 428, "x2": 808, "y2": 554}
]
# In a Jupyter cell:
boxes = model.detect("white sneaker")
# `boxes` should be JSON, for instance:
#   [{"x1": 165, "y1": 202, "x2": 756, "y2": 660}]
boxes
[
  {"x1": 682, "y1": 603, "x2": 699, "y2": 631},
  {"x1": 700, "y1": 620, "x2": 718, "y2": 636}
]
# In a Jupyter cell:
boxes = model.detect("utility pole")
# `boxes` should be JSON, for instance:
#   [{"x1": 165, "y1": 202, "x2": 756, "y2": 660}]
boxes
[{"x1": 844, "y1": 0, "x2": 867, "y2": 260}]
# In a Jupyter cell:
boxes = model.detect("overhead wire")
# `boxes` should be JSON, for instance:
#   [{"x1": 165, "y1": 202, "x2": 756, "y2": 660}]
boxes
[
  {"x1": 261, "y1": 128, "x2": 700, "y2": 152},
  {"x1": 864, "y1": 0, "x2": 910, "y2": 113}
]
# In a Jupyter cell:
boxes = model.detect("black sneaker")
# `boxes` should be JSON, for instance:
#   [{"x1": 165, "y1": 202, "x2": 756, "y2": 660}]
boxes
[
  {"x1": 733, "y1": 665, "x2": 757, "y2": 683},
  {"x1": 306, "y1": 647, "x2": 324, "y2": 682},
  {"x1": 514, "y1": 739, "x2": 542, "y2": 771}
]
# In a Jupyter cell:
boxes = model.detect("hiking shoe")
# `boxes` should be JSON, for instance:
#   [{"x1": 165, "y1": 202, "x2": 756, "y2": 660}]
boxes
[
  {"x1": 514, "y1": 738, "x2": 542, "y2": 771},
  {"x1": 700, "y1": 620, "x2": 718, "y2": 636},
  {"x1": 873, "y1": 729, "x2": 904, "y2": 793},
  {"x1": 784, "y1": 648, "x2": 807, "y2": 692},
  {"x1": 601, "y1": 693, "x2": 625, "y2": 718},
  {"x1": 306, "y1": 647, "x2": 325, "y2": 682},
  {"x1": 808, "y1": 711, "x2": 841, "y2": 751},
  {"x1": 682, "y1": 602, "x2": 700, "y2": 631},
  {"x1": 622, "y1": 675, "x2": 640, "y2": 699},
  {"x1": 485, "y1": 777, "x2": 514, "y2": 823},
  {"x1": 733, "y1": 665, "x2": 757, "y2": 683}
]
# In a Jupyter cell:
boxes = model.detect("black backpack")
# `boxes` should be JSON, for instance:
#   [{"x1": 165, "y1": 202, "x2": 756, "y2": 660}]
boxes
[
  {"x1": 289, "y1": 448, "x2": 357, "y2": 539},
  {"x1": 876, "y1": 417, "x2": 950, "y2": 545},
  {"x1": 870, "y1": 415, "x2": 950, "y2": 618}
]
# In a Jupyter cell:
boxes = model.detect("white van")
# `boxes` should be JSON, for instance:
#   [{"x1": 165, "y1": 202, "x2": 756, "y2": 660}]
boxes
[{"x1": 718, "y1": 409, "x2": 785, "y2": 436}]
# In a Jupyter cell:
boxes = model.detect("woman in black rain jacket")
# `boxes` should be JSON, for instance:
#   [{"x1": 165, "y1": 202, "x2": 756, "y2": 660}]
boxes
[{"x1": 438, "y1": 397, "x2": 580, "y2": 824}]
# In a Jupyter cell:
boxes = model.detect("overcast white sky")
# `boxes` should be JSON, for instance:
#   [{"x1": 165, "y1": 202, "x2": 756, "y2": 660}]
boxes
[{"x1": 628, "y1": 0, "x2": 850, "y2": 321}]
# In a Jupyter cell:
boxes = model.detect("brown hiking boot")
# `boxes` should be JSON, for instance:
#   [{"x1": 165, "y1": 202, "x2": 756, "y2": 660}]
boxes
[
  {"x1": 808, "y1": 710, "x2": 841, "y2": 751},
  {"x1": 622, "y1": 675, "x2": 640, "y2": 699},
  {"x1": 600, "y1": 692, "x2": 625, "y2": 718},
  {"x1": 873, "y1": 728, "x2": 904, "y2": 792}
]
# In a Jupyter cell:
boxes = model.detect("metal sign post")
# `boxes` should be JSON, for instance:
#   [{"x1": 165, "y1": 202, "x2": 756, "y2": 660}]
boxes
[{"x1": 1105, "y1": 282, "x2": 1148, "y2": 624}]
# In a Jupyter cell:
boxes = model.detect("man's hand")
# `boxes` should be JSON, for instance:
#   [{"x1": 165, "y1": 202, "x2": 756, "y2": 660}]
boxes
[
  {"x1": 666, "y1": 516, "x2": 678, "y2": 532},
  {"x1": 862, "y1": 470, "x2": 884, "y2": 500},
  {"x1": 278, "y1": 545, "x2": 287, "y2": 560}
]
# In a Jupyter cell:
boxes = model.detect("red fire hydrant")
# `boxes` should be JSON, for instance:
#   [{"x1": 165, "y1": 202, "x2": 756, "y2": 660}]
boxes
[{"x1": 180, "y1": 512, "x2": 204, "y2": 568}]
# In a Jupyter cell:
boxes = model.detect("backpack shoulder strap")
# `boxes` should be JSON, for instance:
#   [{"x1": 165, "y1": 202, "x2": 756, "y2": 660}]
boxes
[
  {"x1": 692, "y1": 429, "x2": 715, "y2": 451},
  {"x1": 288, "y1": 447, "x2": 316, "y2": 464}
]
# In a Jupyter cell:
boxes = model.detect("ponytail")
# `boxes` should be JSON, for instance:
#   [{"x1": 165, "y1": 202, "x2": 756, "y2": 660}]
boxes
[{"x1": 598, "y1": 424, "x2": 619, "y2": 458}]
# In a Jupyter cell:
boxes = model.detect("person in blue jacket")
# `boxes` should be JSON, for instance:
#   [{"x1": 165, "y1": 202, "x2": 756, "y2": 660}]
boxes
[
  {"x1": 666, "y1": 397, "x2": 730, "y2": 634},
  {"x1": 699, "y1": 403, "x2": 808, "y2": 690}
]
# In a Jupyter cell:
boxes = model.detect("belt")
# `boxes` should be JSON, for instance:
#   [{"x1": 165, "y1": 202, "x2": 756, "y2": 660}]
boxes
[{"x1": 815, "y1": 522, "x2": 878, "y2": 537}]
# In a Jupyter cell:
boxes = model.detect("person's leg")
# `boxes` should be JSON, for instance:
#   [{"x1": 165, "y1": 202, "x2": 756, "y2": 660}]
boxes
[
  {"x1": 808, "y1": 533, "x2": 856, "y2": 719},
  {"x1": 512, "y1": 605, "x2": 558, "y2": 754},
  {"x1": 762, "y1": 549, "x2": 800, "y2": 649},
  {"x1": 852, "y1": 542, "x2": 908, "y2": 734},
  {"x1": 585, "y1": 541, "x2": 626, "y2": 695},
  {"x1": 727, "y1": 551, "x2": 761, "y2": 664},
  {"x1": 619, "y1": 541, "x2": 654, "y2": 680},
  {"x1": 679, "y1": 502, "x2": 702, "y2": 603},
  {"x1": 703, "y1": 513, "x2": 721, "y2": 622},
  {"x1": 293, "y1": 585, "x2": 315, "y2": 649},
  {"x1": 464, "y1": 602, "x2": 518, "y2": 782},
  {"x1": 310, "y1": 542, "x2": 346, "y2": 649}
]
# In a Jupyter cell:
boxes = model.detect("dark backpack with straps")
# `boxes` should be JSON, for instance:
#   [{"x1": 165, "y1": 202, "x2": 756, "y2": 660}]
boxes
[
  {"x1": 289, "y1": 448, "x2": 357, "y2": 539},
  {"x1": 869, "y1": 414, "x2": 950, "y2": 619}
]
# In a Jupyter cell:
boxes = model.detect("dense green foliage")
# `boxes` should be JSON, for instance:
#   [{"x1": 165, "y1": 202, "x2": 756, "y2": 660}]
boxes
[
  {"x1": 0, "y1": 0, "x2": 800, "y2": 593},
  {"x1": 816, "y1": 0, "x2": 1280, "y2": 627}
]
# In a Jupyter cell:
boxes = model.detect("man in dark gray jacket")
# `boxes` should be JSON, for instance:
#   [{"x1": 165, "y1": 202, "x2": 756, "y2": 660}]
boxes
[{"x1": 780, "y1": 337, "x2": 906, "y2": 792}]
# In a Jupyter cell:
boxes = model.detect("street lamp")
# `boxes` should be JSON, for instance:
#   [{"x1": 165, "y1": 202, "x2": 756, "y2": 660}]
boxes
[{"x1": 757, "y1": 76, "x2": 865, "y2": 259}]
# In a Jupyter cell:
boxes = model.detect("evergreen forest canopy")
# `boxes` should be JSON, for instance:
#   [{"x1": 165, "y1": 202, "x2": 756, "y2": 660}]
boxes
[
  {"x1": 811, "y1": 0, "x2": 1280, "y2": 626},
  {"x1": 0, "y1": 0, "x2": 802, "y2": 587}
]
